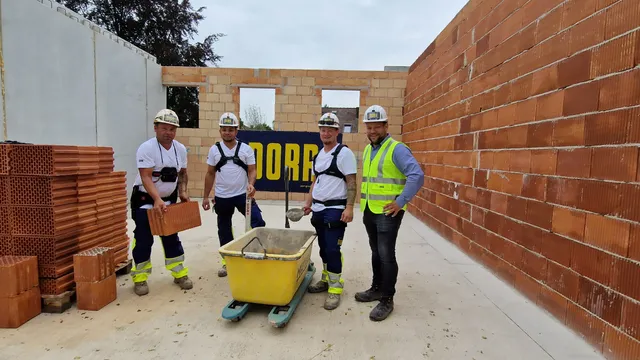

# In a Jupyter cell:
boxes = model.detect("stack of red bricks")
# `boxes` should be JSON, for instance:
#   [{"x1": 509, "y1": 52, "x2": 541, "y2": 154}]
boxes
[
  {"x1": 73, "y1": 247, "x2": 117, "y2": 311},
  {"x1": 0, "y1": 144, "x2": 129, "y2": 296},
  {"x1": 0, "y1": 256, "x2": 41, "y2": 328}
]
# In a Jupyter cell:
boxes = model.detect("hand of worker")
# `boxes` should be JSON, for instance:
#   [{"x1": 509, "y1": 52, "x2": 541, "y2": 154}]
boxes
[
  {"x1": 179, "y1": 191, "x2": 190, "y2": 203},
  {"x1": 153, "y1": 198, "x2": 167, "y2": 216},
  {"x1": 247, "y1": 184, "x2": 256, "y2": 198},
  {"x1": 340, "y1": 206, "x2": 353, "y2": 223},
  {"x1": 302, "y1": 201, "x2": 311, "y2": 216},
  {"x1": 202, "y1": 197, "x2": 211, "y2": 211},
  {"x1": 383, "y1": 201, "x2": 402, "y2": 217}
]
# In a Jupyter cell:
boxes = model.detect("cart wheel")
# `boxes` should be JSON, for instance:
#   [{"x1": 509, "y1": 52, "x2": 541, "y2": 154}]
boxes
[
  {"x1": 275, "y1": 322, "x2": 287, "y2": 328},
  {"x1": 231, "y1": 315, "x2": 244, "y2": 322}
]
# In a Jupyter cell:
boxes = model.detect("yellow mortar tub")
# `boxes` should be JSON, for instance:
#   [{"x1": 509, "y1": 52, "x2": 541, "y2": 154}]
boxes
[{"x1": 219, "y1": 227, "x2": 317, "y2": 306}]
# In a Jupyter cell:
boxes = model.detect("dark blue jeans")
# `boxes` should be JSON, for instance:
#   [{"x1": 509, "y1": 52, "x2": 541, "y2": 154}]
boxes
[
  {"x1": 213, "y1": 193, "x2": 266, "y2": 247},
  {"x1": 310, "y1": 208, "x2": 346, "y2": 274},
  {"x1": 362, "y1": 205, "x2": 405, "y2": 298}
]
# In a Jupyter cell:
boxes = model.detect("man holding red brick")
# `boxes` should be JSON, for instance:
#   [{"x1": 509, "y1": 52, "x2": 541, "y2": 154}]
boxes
[
  {"x1": 202, "y1": 112, "x2": 267, "y2": 277},
  {"x1": 129, "y1": 109, "x2": 194, "y2": 296}
]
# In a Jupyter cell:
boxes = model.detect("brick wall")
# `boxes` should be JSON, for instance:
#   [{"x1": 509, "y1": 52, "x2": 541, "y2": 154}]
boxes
[
  {"x1": 403, "y1": 0, "x2": 640, "y2": 358},
  {"x1": 162, "y1": 67, "x2": 407, "y2": 201}
]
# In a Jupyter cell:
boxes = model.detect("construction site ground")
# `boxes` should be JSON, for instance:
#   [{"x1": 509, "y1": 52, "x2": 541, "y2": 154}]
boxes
[{"x1": 0, "y1": 200, "x2": 604, "y2": 360}]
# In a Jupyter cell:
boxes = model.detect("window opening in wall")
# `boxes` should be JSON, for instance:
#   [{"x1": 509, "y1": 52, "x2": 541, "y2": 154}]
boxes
[
  {"x1": 320, "y1": 90, "x2": 360, "y2": 133},
  {"x1": 239, "y1": 88, "x2": 275, "y2": 131},
  {"x1": 167, "y1": 86, "x2": 200, "y2": 128}
]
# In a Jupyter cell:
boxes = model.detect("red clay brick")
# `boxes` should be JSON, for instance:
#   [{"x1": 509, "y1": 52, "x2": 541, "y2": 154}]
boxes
[
  {"x1": 591, "y1": 30, "x2": 640, "y2": 78},
  {"x1": 73, "y1": 247, "x2": 115, "y2": 283},
  {"x1": 591, "y1": 147, "x2": 639, "y2": 182},
  {"x1": 571, "y1": 240, "x2": 616, "y2": 285},
  {"x1": 0, "y1": 287, "x2": 41, "y2": 328},
  {"x1": 569, "y1": 10, "x2": 606, "y2": 54},
  {"x1": 563, "y1": 0, "x2": 598, "y2": 27},
  {"x1": 604, "y1": 0, "x2": 640, "y2": 40},
  {"x1": 538, "y1": 284, "x2": 569, "y2": 323},
  {"x1": 76, "y1": 274, "x2": 117, "y2": 311},
  {"x1": 552, "y1": 206, "x2": 586, "y2": 240},
  {"x1": 491, "y1": 192, "x2": 509, "y2": 215},
  {"x1": 556, "y1": 148, "x2": 592, "y2": 178},
  {"x1": 535, "y1": 91, "x2": 564, "y2": 121},
  {"x1": 630, "y1": 224, "x2": 640, "y2": 261},
  {"x1": 526, "y1": 200, "x2": 554, "y2": 229},
  {"x1": 553, "y1": 116, "x2": 586, "y2": 146},
  {"x1": 565, "y1": 300, "x2": 606, "y2": 350},
  {"x1": 610, "y1": 257, "x2": 640, "y2": 301},
  {"x1": 563, "y1": 81, "x2": 600, "y2": 116},
  {"x1": 515, "y1": 98, "x2": 537, "y2": 125},
  {"x1": 585, "y1": 108, "x2": 639, "y2": 146},
  {"x1": 581, "y1": 180, "x2": 623, "y2": 216},
  {"x1": 545, "y1": 260, "x2": 580, "y2": 301},
  {"x1": 577, "y1": 276, "x2": 623, "y2": 326},
  {"x1": 515, "y1": 270, "x2": 543, "y2": 302},
  {"x1": 621, "y1": 297, "x2": 640, "y2": 342},
  {"x1": 532, "y1": 65, "x2": 560, "y2": 96},
  {"x1": 547, "y1": 177, "x2": 583, "y2": 208},
  {"x1": 522, "y1": 249, "x2": 548, "y2": 280},
  {"x1": 603, "y1": 324, "x2": 640, "y2": 360},
  {"x1": 522, "y1": 174, "x2": 548, "y2": 201},
  {"x1": 527, "y1": 121, "x2": 555, "y2": 147},
  {"x1": 493, "y1": 151, "x2": 511, "y2": 171},
  {"x1": 618, "y1": 184, "x2": 640, "y2": 223},
  {"x1": 510, "y1": 150, "x2": 532, "y2": 172},
  {"x1": 148, "y1": 201, "x2": 202, "y2": 236},
  {"x1": 534, "y1": 4, "x2": 565, "y2": 43},
  {"x1": 0, "y1": 256, "x2": 38, "y2": 298},
  {"x1": 507, "y1": 196, "x2": 528, "y2": 222},
  {"x1": 530, "y1": 150, "x2": 558, "y2": 175},
  {"x1": 599, "y1": 68, "x2": 640, "y2": 111},
  {"x1": 542, "y1": 232, "x2": 574, "y2": 267},
  {"x1": 558, "y1": 50, "x2": 593, "y2": 88}
]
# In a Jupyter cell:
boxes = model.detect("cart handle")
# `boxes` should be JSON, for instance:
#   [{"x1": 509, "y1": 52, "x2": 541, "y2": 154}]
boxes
[{"x1": 241, "y1": 236, "x2": 267, "y2": 260}]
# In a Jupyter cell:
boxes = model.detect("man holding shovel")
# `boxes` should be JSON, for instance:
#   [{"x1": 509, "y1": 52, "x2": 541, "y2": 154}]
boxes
[{"x1": 300, "y1": 112, "x2": 357, "y2": 310}]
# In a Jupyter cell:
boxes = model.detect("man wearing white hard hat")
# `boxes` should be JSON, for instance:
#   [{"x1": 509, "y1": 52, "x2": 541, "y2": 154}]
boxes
[
  {"x1": 202, "y1": 112, "x2": 266, "y2": 277},
  {"x1": 129, "y1": 109, "x2": 194, "y2": 296},
  {"x1": 302, "y1": 112, "x2": 357, "y2": 310},
  {"x1": 356, "y1": 105, "x2": 424, "y2": 321}
]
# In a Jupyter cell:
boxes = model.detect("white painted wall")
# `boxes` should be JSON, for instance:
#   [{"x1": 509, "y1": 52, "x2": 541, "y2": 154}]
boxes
[{"x1": 0, "y1": 0, "x2": 166, "y2": 193}]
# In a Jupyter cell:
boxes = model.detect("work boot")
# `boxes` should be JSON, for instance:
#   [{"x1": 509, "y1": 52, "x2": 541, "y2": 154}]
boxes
[
  {"x1": 134, "y1": 281, "x2": 149, "y2": 296},
  {"x1": 218, "y1": 265, "x2": 227, "y2": 277},
  {"x1": 369, "y1": 297, "x2": 394, "y2": 321},
  {"x1": 324, "y1": 293, "x2": 340, "y2": 310},
  {"x1": 354, "y1": 286, "x2": 382, "y2": 302},
  {"x1": 308, "y1": 280, "x2": 329, "y2": 293},
  {"x1": 174, "y1": 276, "x2": 193, "y2": 290}
]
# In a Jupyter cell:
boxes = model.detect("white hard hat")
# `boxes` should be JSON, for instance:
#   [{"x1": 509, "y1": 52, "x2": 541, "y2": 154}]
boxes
[
  {"x1": 219, "y1": 112, "x2": 239, "y2": 127},
  {"x1": 154, "y1": 109, "x2": 180, "y2": 127},
  {"x1": 318, "y1": 112, "x2": 340, "y2": 129},
  {"x1": 363, "y1": 105, "x2": 388, "y2": 123}
]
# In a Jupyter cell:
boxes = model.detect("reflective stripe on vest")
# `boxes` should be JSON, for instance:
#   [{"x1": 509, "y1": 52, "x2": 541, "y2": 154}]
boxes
[{"x1": 360, "y1": 137, "x2": 407, "y2": 214}]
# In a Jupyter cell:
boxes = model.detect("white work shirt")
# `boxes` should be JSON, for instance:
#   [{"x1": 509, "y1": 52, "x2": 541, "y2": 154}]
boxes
[
  {"x1": 206, "y1": 141, "x2": 256, "y2": 198},
  {"x1": 311, "y1": 143, "x2": 357, "y2": 212},
  {"x1": 133, "y1": 137, "x2": 188, "y2": 209}
]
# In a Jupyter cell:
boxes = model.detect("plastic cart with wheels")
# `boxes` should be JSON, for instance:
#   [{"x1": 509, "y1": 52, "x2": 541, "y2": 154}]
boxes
[{"x1": 219, "y1": 227, "x2": 317, "y2": 328}]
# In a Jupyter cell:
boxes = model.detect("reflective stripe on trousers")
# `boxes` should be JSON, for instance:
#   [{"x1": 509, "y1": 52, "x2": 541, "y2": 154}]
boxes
[
  {"x1": 166, "y1": 254, "x2": 189, "y2": 279},
  {"x1": 131, "y1": 259, "x2": 152, "y2": 283}
]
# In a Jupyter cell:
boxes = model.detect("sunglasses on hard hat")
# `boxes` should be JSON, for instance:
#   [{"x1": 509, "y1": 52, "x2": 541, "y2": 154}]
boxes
[{"x1": 318, "y1": 119, "x2": 338, "y2": 126}]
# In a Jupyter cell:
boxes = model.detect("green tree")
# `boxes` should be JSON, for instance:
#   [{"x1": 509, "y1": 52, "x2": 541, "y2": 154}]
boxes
[{"x1": 59, "y1": 0, "x2": 224, "y2": 128}]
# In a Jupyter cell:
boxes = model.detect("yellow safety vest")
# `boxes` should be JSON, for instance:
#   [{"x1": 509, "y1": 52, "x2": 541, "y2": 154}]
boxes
[{"x1": 360, "y1": 137, "x2": 407, "y2": 214}]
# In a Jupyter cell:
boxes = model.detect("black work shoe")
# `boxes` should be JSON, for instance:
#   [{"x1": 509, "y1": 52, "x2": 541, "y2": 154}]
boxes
[
  {"x1": 355, "y1": 286, "x2": 382, "y2": 302},
  {"x1": 369, "y1": 297, "x2": 394, "y2": 321}
]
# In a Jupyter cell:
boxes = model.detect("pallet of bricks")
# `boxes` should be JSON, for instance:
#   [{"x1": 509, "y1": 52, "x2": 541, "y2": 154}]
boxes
[{"x1": 0, "y1": 143, "x2": 130, "y2": 319}]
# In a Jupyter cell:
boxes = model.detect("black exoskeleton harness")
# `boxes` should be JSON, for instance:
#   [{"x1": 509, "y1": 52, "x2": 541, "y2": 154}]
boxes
[
  {"x1": 311, "y1": 144, "x2": 349, "y2": 209},
  {"x1": 214, "y1": 141, "x2": 248, "y2": 173}
]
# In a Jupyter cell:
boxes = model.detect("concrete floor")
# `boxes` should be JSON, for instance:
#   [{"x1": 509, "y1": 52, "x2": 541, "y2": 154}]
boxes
[{"x1": 0, "y1": 200, "x2": 604, "y2": 360}]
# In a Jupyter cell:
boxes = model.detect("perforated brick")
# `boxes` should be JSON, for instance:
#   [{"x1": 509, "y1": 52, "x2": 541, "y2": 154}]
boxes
[
  {"x1": 73, "y1": 247, "x2": 114, "y2": 282},
  {"x1": 9, "y1": 145, "x2": 80, "y2": 176},
  {"x1": 10, "y1": 203, "x2": 80, "y2": 237},
  {"x1": 76, "y1": 274, "x2": 116, "y2": 311},
  {"x1": 8, "y1": 175, "x2": 77, "y2": 206},
  {"x1": 39, "y1": 272, "x2": 74, "y2": 295},
  {"x1": 0, "y1": 287, "x2": 41, "y2": 328},
  {"x1": 0, "y1": 176, "x2": 8, "y2": 204},
  {"x1": 148, "y1": 201, "x2": 201, "y2": 236},
  {"x1": 0, "y1": 207, "x2": 10, "y2": 235},
  {"x1": 0, "y1": 236, "x2": 13, "y2": 256},
  {"x1": 0, "y1": 256, "x2": 38, "y2": 297},
  {"x1": 0, "y1": 145, "x2": 10, "y2": 175}
]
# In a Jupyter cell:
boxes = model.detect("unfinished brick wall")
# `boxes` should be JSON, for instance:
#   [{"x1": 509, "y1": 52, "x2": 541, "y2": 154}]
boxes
[
  {"x1": 403, "y1": 0, "x2": 640, "y2": 358},
  {"x1": 162, "y1": 66, "x2": 407, "y2": 200}
]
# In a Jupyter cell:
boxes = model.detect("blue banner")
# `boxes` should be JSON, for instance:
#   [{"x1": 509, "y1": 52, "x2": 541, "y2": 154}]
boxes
[{"x1": 237, "y1": 130, "x2": 343, "y2": 193}]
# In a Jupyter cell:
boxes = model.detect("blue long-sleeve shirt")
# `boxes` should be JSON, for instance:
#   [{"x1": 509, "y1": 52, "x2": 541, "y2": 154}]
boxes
[{"x1": 366, "y1": 134, "x2": 424, "y2": 208}]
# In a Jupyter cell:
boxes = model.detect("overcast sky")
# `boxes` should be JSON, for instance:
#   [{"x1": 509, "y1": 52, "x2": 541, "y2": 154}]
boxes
[{"x1": 189, "y1": 0, "x2": 469, "y2": 128}]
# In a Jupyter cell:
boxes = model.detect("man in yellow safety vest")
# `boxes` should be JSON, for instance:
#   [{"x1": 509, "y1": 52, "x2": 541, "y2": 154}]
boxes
[{"x1": 355, "y1": 104, "x2": 424, "y2": 321}]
